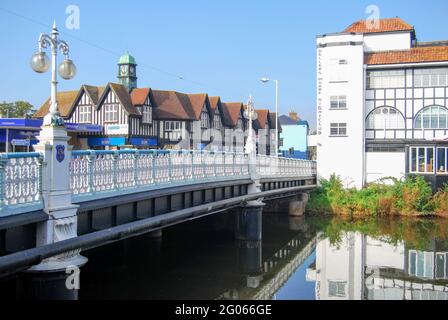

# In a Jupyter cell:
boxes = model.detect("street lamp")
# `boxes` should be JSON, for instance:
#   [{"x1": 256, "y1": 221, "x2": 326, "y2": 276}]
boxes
[
  {"x1": 30, "y1": 21, "x2": 77, "y2": 127},
  {"x1": 260, "y1": 78, "x2": 279, "y2": 157}
]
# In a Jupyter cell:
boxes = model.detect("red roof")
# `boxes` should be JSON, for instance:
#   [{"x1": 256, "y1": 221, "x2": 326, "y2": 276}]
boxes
[
  {"x1": 130, "y1": 88, "x2": 151, "y2": 106},
  {"x1": 366, "y1": 46, "x2": 448, "y2": 65},
  {"x1": 344, "y1": 18, "x2": 413, "y2": 34}
]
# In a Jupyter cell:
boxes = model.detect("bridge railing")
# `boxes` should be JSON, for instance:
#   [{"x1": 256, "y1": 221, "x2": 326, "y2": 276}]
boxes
[
  {"x1": 0, "y1": 153, "x2": 43, "y2": 217},
  {"x1": 256, "y1": 155, "x2": 316, "y2": 178},
  {"x1": 70, "y1": 150, "x2": 250, "y2": 202},
  {"x1": 0, "y1": 149, "x2": 317, "y2": 216}
]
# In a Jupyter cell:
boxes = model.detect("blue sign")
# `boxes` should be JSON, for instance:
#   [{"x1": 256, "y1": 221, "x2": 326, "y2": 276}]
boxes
[
  {"x1": 56, "y1": 145, "x2": 65, "y2": 163},
  {"x1": 197, "y1": 143, "x2": 206, "y2": 150},
  {"x1": 11, "y1": 139, "x2": 30, "y2": 146},
  {"x1": 65, "y1": 123, "x2": 103, "y2": 133},
  {"x1": 88, "y1": 137, "x2": 126, "y2": 147},
  {"x1": 130, "y1": 137, "x2": 158, "y2": 147}
]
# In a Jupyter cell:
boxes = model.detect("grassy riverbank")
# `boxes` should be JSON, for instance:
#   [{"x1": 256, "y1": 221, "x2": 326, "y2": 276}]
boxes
[{"x1": 307, "y1": 175, "x2": 448, "y2": 217}]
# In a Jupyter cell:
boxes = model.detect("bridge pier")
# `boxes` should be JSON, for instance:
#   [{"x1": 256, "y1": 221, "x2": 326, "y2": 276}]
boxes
[
  {"x1": 23, "y1": 124, "x2": 86, "y2": 299},
  {"x1": 288, "y1": 193, "x2": 309, "y2": 217},
  {"x1": 235, "y1": 200, "x2": 264, "y2": 242}
]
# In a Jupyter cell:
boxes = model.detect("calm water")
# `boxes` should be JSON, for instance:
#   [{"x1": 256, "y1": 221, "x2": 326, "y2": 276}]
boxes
[{"x1": 1, "y1": 209, "x2": 448, "y2": 300}]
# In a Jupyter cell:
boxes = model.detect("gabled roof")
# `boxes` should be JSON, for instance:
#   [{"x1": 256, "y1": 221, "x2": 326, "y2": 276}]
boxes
[
  {"x1": 209, "y1": 96, "x2": 221, "y2": 113},
  {"x1": 98, "y1": 83, "x2": 140, "y2": 116},
  {"x1": 221, "y1": 102, "x2": 244, "y2": 127},
  {"x1": 131, "y1": 88, "x2": 151, "y2": 106},
  {"x1": 255, "y1": 109, "x2": 270, "y2": 129},
  {"x1": 34, "y1": 90, "x2": 79, "y2": 118},
  {"x1": 365, "y1": 46, "x2": 448, "y2": 65},
  {"x1": 151, "y1": 90, "x2": 196, "y2": 121},
  {"x1": 269, "y1": 112, "x2": 281, "y2": 132},
  {"x1": 82, "y1": 85, "x2": 105, "y2": 105},
  {"x1": 187, "y1": 94, "x2": 209, "y2": 119},
  {"x1": 344, "y1": 17, "x2": 414, "y2": 34}
]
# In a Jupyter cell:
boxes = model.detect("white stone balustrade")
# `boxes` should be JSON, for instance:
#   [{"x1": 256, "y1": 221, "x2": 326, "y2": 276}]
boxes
[{"x1": 0, "y1": 149, "x2": 316, "y2": 217}]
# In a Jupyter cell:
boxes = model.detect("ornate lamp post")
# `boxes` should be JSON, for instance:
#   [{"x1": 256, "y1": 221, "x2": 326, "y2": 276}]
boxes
[
  {"x1": 30, "y1": 21, "x2": 77, "y2": 126},
  {"x1": 28, "y1": 22, "x2": 86, "y2": 281},
  {"x1": 244, "y1": 95, "x2": 258, "y2": 158}
]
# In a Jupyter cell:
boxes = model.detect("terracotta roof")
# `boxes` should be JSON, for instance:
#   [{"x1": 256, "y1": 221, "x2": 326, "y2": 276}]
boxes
[
  {"x1": 209, "y1": 96, "x2": 221, "y2": 113},
  {"x1": 151, "y1": 90, "x2": 196, "y2": 121},
  {"x1": 34, "y1": 90, "x2": 79, "y2": 118},
  {"x1": 221, "y1": 102, "x2": 243, "y2": 127},
  {"x1": 187, "y1": 94, "x2": 209, "y2": 119},
  {"x1": 82, "y1": 85, "x2": 105, "y2": 105},
  {"x1": 100, "y1": 83, "x2": 140, "y2": 116},
  {"x1": 344, "y1": 18, "x2": 413, "y2": 34},
  {"x1": 255, "y1": 109, "x2": 269, "y2": 129},
  {"x1": 131, "y1": 88, "x2": 151, "y2": 106},
  {"x1": 365, "y1": 46, "x2": 448, "y2": 65}
]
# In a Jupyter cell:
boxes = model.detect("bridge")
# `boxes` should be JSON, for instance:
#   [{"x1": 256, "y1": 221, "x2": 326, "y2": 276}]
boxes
[{"x1": 0, "y1": 123, "x2": 316, "y2": 297}]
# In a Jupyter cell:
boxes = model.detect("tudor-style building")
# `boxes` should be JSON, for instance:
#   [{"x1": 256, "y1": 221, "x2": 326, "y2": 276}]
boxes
[
  {"x1": 221, "y1": 102, "x2": 247, "y2": 152},
  {"x1": 34, "y1": 52, "x2": 252, "y2": 152},
  {"x1": 254, "y1": 109, "x2": 273, "y2": 155},
  {"x1": 317, "y1": 17, "x2": 448, "y2": 189}
]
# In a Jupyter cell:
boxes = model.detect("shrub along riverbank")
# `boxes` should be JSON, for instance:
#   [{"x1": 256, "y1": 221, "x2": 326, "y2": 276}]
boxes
[{"x1": 307, "y1": 175, "x2": 448, "y2": 217}]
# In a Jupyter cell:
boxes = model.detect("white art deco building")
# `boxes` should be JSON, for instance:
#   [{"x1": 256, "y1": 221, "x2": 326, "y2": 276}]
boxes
[{"x1": 316, "y1": 18, "x2": 448, "y2": 189}]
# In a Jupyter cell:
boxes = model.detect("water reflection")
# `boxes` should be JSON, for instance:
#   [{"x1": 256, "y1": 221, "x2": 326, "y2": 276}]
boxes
[
  {"x1": 306, "y1": 218, "x2": 448, "y2": 300},
  {"x1": 1, "y1": 209, "x2": 448, "y2": 300}
]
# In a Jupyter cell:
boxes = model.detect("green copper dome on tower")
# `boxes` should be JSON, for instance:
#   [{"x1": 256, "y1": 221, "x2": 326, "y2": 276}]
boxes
[{"x1": 118, "y1": 51, "x2": 137, "y2": 65}]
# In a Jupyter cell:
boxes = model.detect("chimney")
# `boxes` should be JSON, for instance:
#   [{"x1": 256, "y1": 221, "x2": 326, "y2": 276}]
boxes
[{"x1": 289, "y1": 111, "x2": 298, "y2": 122}]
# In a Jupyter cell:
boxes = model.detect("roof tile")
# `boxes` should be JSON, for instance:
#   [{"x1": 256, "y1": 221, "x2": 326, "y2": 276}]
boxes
[{"x1": 366, "y1": 46, "x2": 448, "y2": 65}]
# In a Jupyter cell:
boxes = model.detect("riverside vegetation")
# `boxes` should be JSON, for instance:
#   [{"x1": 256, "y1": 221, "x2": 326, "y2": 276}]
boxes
[{"x1": 307, "y1": 175, "x2": 448, "y2": 217}]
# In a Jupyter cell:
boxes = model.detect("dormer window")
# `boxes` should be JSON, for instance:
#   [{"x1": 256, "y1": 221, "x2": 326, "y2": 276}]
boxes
[
  {"x1": 142, "y1": 105, "x2": 152, "y2": 124},
  {"x1": 79, "y1": 105, "x2": 92, "y2": 123},
  {"x1": 201, "y1": 109, "x2": 209, "y2": 128}
]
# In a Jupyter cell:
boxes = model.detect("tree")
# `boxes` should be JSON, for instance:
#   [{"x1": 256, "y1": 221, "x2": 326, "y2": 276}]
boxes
[{"x1": 0, "y1": 101, "x2": 35, "y2": 118}]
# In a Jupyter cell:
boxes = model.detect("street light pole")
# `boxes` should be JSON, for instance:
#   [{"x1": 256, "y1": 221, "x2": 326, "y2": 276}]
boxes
[
  {"x1": 260, "y1": 78, "x2": 279, "y2": 157},
  {"x1": 30, "y1": 21, "x2": 77, "y2": 127}
]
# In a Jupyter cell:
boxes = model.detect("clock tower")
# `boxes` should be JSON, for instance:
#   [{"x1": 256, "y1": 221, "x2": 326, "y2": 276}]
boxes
[{"x1": 117, "y1": 51, "x2": 137, "y2": 92}]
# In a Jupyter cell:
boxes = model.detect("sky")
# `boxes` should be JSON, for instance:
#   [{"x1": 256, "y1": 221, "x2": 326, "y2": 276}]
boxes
[{"x1": 0, "y1": 0, "x2": 447, "y2": 129}]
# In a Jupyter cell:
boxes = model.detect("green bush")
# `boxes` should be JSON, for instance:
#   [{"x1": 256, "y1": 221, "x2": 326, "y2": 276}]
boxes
[{"x1": 307, "y1": 174, "x2": 437, "y2": 216}]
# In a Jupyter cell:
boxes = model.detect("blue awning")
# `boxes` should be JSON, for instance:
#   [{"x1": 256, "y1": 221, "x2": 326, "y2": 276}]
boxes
[
  {"x1": 88, "y1": 137, "x2": 126, "y2": 147},
  {"x1": 0, "y1": 118, "x2": 103, "y2": 133},
  {"x1": 129, "y1": 137, "x2": 158, "y2": 147}
]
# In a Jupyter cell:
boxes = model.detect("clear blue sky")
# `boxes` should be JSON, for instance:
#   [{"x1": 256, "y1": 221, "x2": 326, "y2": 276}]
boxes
[{"x1": 0, "y1": 0, "x2": 447, "y2": 129}]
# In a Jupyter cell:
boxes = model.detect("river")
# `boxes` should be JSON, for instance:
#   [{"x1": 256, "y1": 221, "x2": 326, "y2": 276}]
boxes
[{"x1": 1, "y1": 207, "x2": 448, "y2": 300}]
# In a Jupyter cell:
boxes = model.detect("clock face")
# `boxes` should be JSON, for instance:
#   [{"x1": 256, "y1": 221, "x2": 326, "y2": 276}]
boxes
[
  {"x1": 120, "y1": 65, "x2": 128, "y2": 76},
  {"x1": 129, "y1": 66, "x2": 135, "y2": 75}
]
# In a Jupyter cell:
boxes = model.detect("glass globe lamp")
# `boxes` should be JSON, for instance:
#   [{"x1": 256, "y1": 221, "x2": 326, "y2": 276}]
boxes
[
  {"x1": 58, "y1": 59, "x2": 77, "y2": 80},
  {"x1": 30, "y1": 51, "x2": 50, "y2": 73}
]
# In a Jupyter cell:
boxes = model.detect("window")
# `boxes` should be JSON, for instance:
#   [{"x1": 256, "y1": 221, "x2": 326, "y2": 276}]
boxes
[
  {"x1": 409, "y1": 250, "x2": 435, "y2": 279},
  {"x1": 165, "y1": 121, "x2": 181, "y2": 131},
  {"x1": 437, "y1": 147, "x2": 448, "y2": 174},
  {"x1": 414, "y1": 68, "x2": 448, "y2": 87},
  {"x1": 104, "y1": 104, "x2": 118, "y2": 122},
  {"x1": 213, "y1": 114, "x2": 222, "y2": 129},
  {"x1": 330, "y1": 96, "x2": 347, "y2": 110},
  {"x1": 367, "y1": 70, "x2": 405, "y2": 89},
  {"x1": 435, "y1": 253, "x2": 448, "y2": 279},
  {"x1": 236, "y1": 118, "x2": 244, "y2": 130},
  {"x1": 328, "y1": 281, "x2": 346, "y2": 298},
  {"x1": 415, "y1": 106, "x2": 448, "y2": 129},
  {"x1": 410, "y1": 147, "x2": 436, "y2": 174},
  {"x1": 79, "y1": 105, "x2": 92, "y2": 123},
  {"x1": 142, "y1": 106, "x2": 152, "y2": 124},
  {"x1": 366, "y1": 107, "x2": 405, "y2": 129},
  {"x1": 201, "y1": 111, "x2": 209, "y2": 128},
  {"x1": 330, "y1": 123, "x2": 347, "y2": 136}
]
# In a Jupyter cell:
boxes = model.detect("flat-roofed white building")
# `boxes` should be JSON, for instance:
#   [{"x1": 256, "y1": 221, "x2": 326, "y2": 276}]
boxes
[{"x1": 316, "y1": 18, "x2": 448, "y2": 189}]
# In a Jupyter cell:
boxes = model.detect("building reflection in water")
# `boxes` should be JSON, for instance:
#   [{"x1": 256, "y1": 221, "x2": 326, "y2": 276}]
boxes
[{"x1": 306, "y1": 232, "x2": 448, "y2": 300}]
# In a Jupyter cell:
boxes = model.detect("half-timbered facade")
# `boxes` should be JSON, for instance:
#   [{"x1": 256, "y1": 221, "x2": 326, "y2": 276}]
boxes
[{"x1": 317, "y1": 17, "x2": 448, "y2": 189}]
